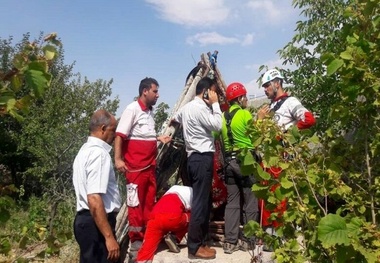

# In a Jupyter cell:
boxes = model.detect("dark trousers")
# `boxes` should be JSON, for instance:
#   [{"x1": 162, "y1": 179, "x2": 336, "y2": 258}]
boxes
[
  {"x1": 74, "y1": 210, "x2": 117, "y2": 263},
  {"x1": 187, "y1": 152, "x2": 213, "y2": 255},
  {"x1": 224, "y1": 159, "x2": 259, "y2": 244}
]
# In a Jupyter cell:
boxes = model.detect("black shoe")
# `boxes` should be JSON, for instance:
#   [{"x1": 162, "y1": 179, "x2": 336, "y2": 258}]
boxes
[{"x1": 164, "y1": 233, "x2": 180, "y2": 253}]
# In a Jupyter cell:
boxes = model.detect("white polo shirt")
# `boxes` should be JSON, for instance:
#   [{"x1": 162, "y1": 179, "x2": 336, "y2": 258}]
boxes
[{"x1": 73, "y1": 136, "x2": 121, "y2": 213}]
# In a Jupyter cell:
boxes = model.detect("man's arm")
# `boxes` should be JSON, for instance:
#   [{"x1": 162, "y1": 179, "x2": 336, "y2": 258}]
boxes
[
  {"x1": 88, "y1": 194, "x2": 119, "y2": 262},
  {"x1": 201, "y1": 90, "x2": 222, "y2": 131},
  {"x1": 289, "y1": 98, "x2": 316, "y2": 129},
  {"x1": 296, "y1": 111, "x2": 316, "y2": 129},
  {"x1": 114, "y1": 136, "x2": 127, "y2": 173}
]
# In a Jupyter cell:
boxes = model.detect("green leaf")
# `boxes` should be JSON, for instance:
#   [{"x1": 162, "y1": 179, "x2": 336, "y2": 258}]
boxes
[
  {"x1": 346, "y1": 217, "x2": 362, "y2": 237},
  {"x1": 13, "y1": 53, "x2": 26, "y2": 69},
  {"x1": 327, "y1": 59, "x2": 344, "y2": 76},
  {"x1": 42, "y1": 45, "x2": 57, "y2": 60},
  {"x1": 252, "y1": 183, "x2": 270, "y2": 199},
  {"x1": 372, "y1": 15, "x2": 380, "y2": 27},
  {"x1": 308, "y1": 135, "x2": 320, "y2": 144},
  {"x1": 346, "y1": 35, "x2": 357, "y2": 45},
  {"x1": 24, "y1": 69, "x2": 51, "y2": 98},
  {"x1": 0, "y1": 238, "x2": 11, "y2": 254},
  {"x1": 278, "y1": 162, "x2": 290, "y2": 170},
  {"x1": 0, "y1": 207, "x2": 11, "y2": 224},
  {"x1": 240, "y1": 164, "x2": 254, "y2": 176},
  {"x1": 242, "y1": 150, "x2": 256, "y2": 165},
  {"x1": 28, "y1": 60, "x2": 48, "y2": 72},
  {"x1": 280, "y1": 176, "x2": 293, "y2": 189},
  {"x1": 256, "y1": 165, "x2": 271, "y2": 180},
  {"x1": 268, "y1": 156, "x2": 280, "y2": 166},
  {"x1": 243, "y1": 220, "x2": 261, "y2": 238},
  {"x1": 10, "y1": 74, "x2": 23, "y2": 92},
  {"x1": 317, "y1": 214, "x2": 350, "y2": 247},
  {"x1": 340, "y1": 51, "x2": 353, "y2": 60},
  {"x1": 252, "y1": 136, "x2": 263, "y2": 147},
  {"x1": 268, "y1": 196, "x2": 277, "y2": 204}
]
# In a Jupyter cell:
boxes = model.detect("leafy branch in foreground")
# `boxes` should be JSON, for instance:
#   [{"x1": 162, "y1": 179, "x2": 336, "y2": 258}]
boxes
[{"x1": 0, "y1": 32, "x2": 61, "y2": 121}]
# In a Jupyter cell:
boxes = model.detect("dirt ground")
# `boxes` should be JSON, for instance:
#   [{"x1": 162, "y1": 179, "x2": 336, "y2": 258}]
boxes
[
  {"x1": 151, "y1": 239, "x2": 274, "y2": 263},
  {"x1": 1, "y1": 238, "x2": 274, "y2": 263}
]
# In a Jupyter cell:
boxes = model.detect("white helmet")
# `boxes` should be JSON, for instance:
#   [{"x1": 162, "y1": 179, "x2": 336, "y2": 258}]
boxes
[{"x1": 262, "y1": 69, "x2": 284, "y2": 87}]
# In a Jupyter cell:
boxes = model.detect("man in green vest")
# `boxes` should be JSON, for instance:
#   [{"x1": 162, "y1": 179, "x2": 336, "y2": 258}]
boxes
[{"x1": 220, "y1": 82, "x2": 259, "y2": 254}]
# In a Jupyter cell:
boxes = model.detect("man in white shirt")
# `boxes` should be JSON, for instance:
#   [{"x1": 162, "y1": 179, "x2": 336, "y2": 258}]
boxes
[
  {"x1": 172, "y1": 77, "x2": 222, "y2": 260},
  {"x1": 73, "y1": 109, "x2": 121, "y2": 263}
]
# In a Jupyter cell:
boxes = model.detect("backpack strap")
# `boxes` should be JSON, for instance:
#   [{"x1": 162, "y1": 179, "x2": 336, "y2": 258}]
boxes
[
  {"x1": 223, "y1": 108, "x2": 240, "y2": 148},
  {"x1": 271, "y1": 96, "x2": 289, "y2": 112}
]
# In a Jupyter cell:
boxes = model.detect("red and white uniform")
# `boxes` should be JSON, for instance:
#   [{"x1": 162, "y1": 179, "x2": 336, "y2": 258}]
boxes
[
  {"x1": 261, "y1": 93, "x2": 315, "y2": 227},
  {"x1": 116, "y1": 99, "x2": 157, "y2": 243},
  {"x1": 270, "y1": 93, "x2": 316, "y2": 130},
  {"x1": 136, "y1": 186, "x2": 192, "y2": 262}
]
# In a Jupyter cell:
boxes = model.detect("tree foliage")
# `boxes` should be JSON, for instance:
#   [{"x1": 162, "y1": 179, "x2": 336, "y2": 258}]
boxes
[
  {"x1": 0, "y1": 33, "x2": 120, "y2": 258},
  {"x1": 154, "y1": 101, "x2": 169, "y2": 133},
  {"x1": 0, "y1": 33, "x2": 61, "y2": 121},
  {"x1": 244, "y1": 0, "x2": 380, "y2": 262},
  {"x1": 0, "y1": 32, "x2": 61, "y2": 257}
]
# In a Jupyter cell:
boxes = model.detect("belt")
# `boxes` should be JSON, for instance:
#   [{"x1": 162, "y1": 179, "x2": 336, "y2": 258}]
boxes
[
  {"x1": 77, "y1": 209, "x2": 118, "y2": 217},
  {"x1": 190, "y1": 151, "x2": 213, "y2": 157}
]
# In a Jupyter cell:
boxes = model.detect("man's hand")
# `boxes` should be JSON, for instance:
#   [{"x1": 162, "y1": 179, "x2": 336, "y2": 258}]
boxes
[
  {"x1": 106, "y1": 237, "x2": 120, "y2": 262},
  {"x1": 204, "y1": 89, "x2": 218, "y2": 105},
  {"x1": 157, "y1": 135, "x2": 171, "y2": 144},
  {"x1": 114, "y1": 136, "x2": 127, "y2": 173},
  {"x1": 257, "y1": 104, "x2": 271, "y2": 120},
  {"x1": 115, "y1": 158, "x2": 128, "y2": 173}
]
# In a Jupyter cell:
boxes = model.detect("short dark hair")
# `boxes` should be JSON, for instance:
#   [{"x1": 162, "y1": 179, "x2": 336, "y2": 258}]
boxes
[
  {"x1": 139, "y1": 77, "x2": 159, "y2": 96},
  {"x1": 276, "y1": 78, "x2": 284, "y2": 87},
  {"x1": 195, "y1": 77, "x2": 215, "y2": 95},
  {"x1": 89, "y1": 109, "x2": 113, "y2": 132}
]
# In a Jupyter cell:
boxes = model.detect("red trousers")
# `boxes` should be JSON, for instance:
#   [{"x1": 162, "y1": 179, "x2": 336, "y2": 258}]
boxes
[
  {"x1": 136, "y1": 212, "x2": 189, "y2": 262},
  {"x1": 126, "y1": 166, "x2": 156, "y2": 243},
  {"x1": 259, "y1": 166, "x2": 287, "y2": 227}
]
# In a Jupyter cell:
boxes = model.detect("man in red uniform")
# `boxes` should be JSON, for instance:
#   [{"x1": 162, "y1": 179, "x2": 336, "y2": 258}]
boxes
[
  {"x1": 136, "y1": 185, "x2": 192, "y2": 262},
  {"x1": 258, "y1": 69, "x2": 315, "y2": 238},
  {"x1": 114, "y1": 77, "x2": 170, "y2": 260}
]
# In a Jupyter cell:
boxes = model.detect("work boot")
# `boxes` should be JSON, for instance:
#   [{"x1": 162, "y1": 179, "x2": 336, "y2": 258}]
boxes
[
  {"x1": 188, "y1": 246, "x2": 216, "y2": 260},
  {"x1": 203, "y1": 245, "x2": 216, "y2": 254},
  {"x1": 223, "y1": 242, "x2": 239, "y2": 254}
]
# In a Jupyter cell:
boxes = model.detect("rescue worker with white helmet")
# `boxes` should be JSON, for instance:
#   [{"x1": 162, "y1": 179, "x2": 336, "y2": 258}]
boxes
[
  {"x1": 257, "y1": 69, "x2": 315, "y2": 242},
  {"x1": 258, "y1": 69, "x2": 316, "y2": 130},
  {"x1": 220, "y1": 82, "x2": 259, "y2": 254}
]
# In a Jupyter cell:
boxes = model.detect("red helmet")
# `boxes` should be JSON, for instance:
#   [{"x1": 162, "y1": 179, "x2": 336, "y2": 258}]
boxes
[{"x1": 226, "y1": 82, "x2": 247, "y2": 101}]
